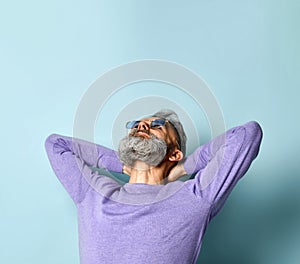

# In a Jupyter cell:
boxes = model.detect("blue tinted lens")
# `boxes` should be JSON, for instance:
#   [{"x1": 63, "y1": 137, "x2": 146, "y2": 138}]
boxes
[
  {"x1": 126, "y1": 120, "x2": 140, "y2": 129},
  {"x1": 150, "y1": 119, "x2": 166, "y2": 128}
]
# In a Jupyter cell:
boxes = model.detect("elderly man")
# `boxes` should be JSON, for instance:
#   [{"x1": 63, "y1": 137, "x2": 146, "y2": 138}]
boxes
[{"x1": 45, "y1": 109, "x2": 262, "y2": 264}]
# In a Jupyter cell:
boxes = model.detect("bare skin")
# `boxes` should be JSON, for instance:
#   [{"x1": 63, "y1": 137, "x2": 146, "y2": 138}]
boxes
[{"x1": 122, "y1": 117, "x2": 187, "y2": 185}]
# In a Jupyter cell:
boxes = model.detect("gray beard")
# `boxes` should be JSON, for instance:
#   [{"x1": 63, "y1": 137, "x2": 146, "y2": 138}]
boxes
[{"x1": 118, "y1": 133, "x2": 167, "y2": 167}]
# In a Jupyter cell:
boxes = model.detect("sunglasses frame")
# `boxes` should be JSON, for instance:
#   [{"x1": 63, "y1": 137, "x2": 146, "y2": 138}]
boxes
[{"x1": 126, "y1": 118, "x2": 167, "y2": 130}]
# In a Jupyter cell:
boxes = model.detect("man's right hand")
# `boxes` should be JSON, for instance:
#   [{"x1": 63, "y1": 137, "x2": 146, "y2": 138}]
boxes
[
  {"x1": 167, "y1": 163, "x2": 187, "y2": 182},
  {"x1": 122, "y1": 165, "x2": 132, "y2": 176}
]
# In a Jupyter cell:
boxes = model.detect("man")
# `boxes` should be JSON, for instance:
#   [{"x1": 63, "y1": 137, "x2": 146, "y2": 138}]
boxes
[{"x1": 45, "y1": 109, "x2": 262, "y2": 264}]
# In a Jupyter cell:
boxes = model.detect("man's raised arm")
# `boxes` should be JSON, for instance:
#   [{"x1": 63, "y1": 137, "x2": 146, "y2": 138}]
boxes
[
  {"x1": 44, "y1": 134, "x2": 123, "y2": 204},
  {"x1": 168, "y1": 121, "x2": 262, "y2": 218},
  {"x1": 183, "y1": 121, "x2": 263, "y2": 218}
]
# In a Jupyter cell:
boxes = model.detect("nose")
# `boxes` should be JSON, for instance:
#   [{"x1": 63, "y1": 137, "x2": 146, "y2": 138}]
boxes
[{"x1": 137, "y1": 120, "x2": 150, "y2": 131}]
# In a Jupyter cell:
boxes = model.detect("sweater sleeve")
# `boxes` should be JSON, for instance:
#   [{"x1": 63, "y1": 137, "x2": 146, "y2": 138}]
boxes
[
  {"x1": 184, "y1": 121, "x2": 263, "y2": 219},
  {"x1": 44, "y1": 134, "x2": 123, "y2": 204}
]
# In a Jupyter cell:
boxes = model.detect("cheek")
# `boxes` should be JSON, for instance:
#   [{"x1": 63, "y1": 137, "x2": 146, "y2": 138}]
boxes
[
  {"x1": 164, "y1": 135, "x2": 175, "y2": 146},
  {"x1": 149, "y1": 130, "x2": 167, "y2": 142},
  {"x1": 151, "y1": 130, "x2": 164, "y2": 139}
]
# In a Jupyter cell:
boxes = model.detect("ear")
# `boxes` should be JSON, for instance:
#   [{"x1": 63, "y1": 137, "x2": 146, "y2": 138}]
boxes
[{"x1": 168, "y1": 149, "x2": 183, "y2": 162}]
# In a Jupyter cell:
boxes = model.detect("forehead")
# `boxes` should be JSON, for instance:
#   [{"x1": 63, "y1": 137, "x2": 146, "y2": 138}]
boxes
[
  {"x1": 136, "y1": 116, "x2": 164, "y2": 122},
  {"x1": 139, "y1": 116, "x2": 161, "y2": 122}
]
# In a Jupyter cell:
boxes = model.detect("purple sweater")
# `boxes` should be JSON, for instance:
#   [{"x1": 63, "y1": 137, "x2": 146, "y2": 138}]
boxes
[{"x1": 45, "y1": 121, "x2": 262, "y2": 264}]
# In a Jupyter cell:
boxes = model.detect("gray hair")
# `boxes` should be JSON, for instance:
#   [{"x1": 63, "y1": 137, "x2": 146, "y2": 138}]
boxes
[{"x1": 152, "y1": 109, "x2": 187, "y2": 157}]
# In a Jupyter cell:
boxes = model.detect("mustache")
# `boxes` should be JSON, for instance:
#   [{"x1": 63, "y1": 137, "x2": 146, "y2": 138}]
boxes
[{"x1": 129, "y1": 128, "x2": 152, "y2": 137}]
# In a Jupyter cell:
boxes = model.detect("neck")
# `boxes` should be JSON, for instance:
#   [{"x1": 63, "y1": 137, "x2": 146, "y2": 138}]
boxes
[{"x1": 128, "y1": 161, "x2": 170, "y2": 185}]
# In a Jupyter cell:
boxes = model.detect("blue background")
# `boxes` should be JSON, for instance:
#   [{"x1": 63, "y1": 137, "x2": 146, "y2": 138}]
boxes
[{"x1": 1, "y1": 1, "x2": 299, "y2": 263}]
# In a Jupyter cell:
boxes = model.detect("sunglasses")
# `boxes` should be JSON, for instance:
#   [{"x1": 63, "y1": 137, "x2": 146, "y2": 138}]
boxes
[{"x1": 125, "y1": 119, "x2": 168, "y2": 129}]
